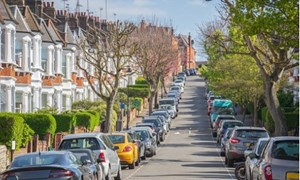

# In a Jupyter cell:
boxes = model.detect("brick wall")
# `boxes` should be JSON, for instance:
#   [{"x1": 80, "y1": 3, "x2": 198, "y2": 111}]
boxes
[{"x1": 0, "y1": 145, "x2": 8, "y2": 173}]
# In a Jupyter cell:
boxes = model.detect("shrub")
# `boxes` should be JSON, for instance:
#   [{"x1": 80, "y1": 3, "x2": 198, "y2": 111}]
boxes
[
  {"x1": 131, "y1": 97, "x2": 143, "y2": 111},
  {"x1": 0, "y1": 114, "x2": 25, "y2": 150},
  {"x1": 135, "y1": 76, "x2": 148, "y2": 85},
  {"x1": 21, "y1": 124, "x2": 34, "y2": 147},
  {"x1": 72, "y1": 100, "x2": 101, "y2": 110},
  {"x1": 128, "y1": 84, "x2": 149, "y2": 88},
  {"x1": 86, "y1": 110, "x2": 101, "y2": 128},
  {"x1": 75, "y1": 112, "x2": 97, "y2": 132},
  {"x1": 52, "y1": 114, "x2": 75, "y2": 133},
  {"x1": 285, "y1": 112, "x2": 299, "y2": 131},
  {"x1": 119, "y1": 87, "x2": 150, "y2": 98},
  {"x1": 21, "y1": 114, "x2": 57, "y2": 139},
  {"x1": 278, "y1": 91, "x2": 294, "y2": 107}
]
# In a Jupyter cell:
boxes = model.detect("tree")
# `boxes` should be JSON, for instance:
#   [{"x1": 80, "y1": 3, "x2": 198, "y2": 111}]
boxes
[
  {"x1": 201, "y1": 0, "x2": 299, "y2": 135},
  {"x1": 133, "y1": 21, "x2": 178, "y2": 114},
  {"x1": 77, "y1": 21, "x2": 138, "y2": 133}
]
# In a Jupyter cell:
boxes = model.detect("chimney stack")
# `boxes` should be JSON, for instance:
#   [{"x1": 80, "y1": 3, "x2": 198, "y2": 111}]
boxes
[
  {"x1": 43, "y1": 1, "x2": 56, "y2": 20},
  {"x1": 25, "y1": 0, "x2": 43, "y2": 18},
  {"x1": 6, "y1": 0, "x2": 25, "y2": 6}
]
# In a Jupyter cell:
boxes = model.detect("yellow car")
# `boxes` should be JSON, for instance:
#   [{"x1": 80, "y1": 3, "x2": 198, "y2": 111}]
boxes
[{"x1": 107, "y1": 132, "x2": 139, "y2": 169}]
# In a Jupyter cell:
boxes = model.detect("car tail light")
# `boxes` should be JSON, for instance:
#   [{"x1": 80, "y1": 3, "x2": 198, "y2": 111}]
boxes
[
  {"x1": 98, "y1": 152, "x2": 106, "y2": 163},
  {"x1": 264, "y1": 165, "x2": 272, "y2": 180},
  {"x1": 123, "y1": 146, "x2": 132, "y2": 152},
  {"x1": 49, "y1": 170, "x2": 75, "y2": 178},
  {"x1": 230, "y1": 138, "x2": 240, "y2": 144}
]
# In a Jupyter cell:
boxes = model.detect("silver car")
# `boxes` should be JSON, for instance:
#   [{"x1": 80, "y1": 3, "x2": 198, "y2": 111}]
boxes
[
  {"x1": 225, "y1": 126, "x2": 269, "y2": 167},
  {"x1": 220, "y1": 128, "x2": 234, "y2": 156},
  {"x1": 58, "y1": 133, "x2": 121, "y2": 180},
  {"x1": 244, "y1": 137, "x2": 269, "y2": 180},
  {"x1": 252, "y1": 136, "x2": 299, "y2": 180}
]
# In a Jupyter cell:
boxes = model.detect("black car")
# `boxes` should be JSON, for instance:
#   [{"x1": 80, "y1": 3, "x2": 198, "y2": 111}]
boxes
[
  {"x1": 135, "y1": 122, "x2": 160, "y2": 144},
  {"x1": 1, "y1": 151, "x2": 92, "y2": 180},
  {"x1": 68, "y1": 149, "x2": 105, "y2": 180},
  {"x1": 130, "y1": 127, "x2": 158, "y2": 157},
  {"x1": 142, "y1": 116, "x2": 166, "y2": 143}
]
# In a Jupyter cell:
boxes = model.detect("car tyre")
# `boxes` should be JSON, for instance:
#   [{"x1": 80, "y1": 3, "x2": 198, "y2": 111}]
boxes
[
  {"x1": 220, "y1": 151, "x2": 225, "y2": 156},
  {"x1": 135, "y1": 156, "x2": 140, "y2": 166},
  {"x1": 227, "y1": 158, "x2": 234, "y2": 167},
  {"x1": 114, "y1": 165, "x2": 122, "y2": 180},
  {"x1": 128, "y1": 161, "x2": 135, "y2": 169}
]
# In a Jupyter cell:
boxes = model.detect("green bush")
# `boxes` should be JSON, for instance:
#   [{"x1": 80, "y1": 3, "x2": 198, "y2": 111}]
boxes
[
  {"x1": 119, "y1": 87, "x2": 150, "y2": 98},
  {"x1": 21, "y1": 124, "x2": 34, "y2": 147},
  {"x1": 128, "y1": 84, "x2": 149, "y2": 88},
  {"x1": 282, "y1": 107, "x2": 297, "y2": 113},
  {"x1": 72, "y1": 100, "x2": 101, "y2": 110},
  {"x1": 285, "y1": 112, "x2": 299, "y2": 131},
  {"x1": 52, "y1": 114, "x2": 75, "y2": 133},
  {"x1": 75, "y1": 112, "x2": 97, "y2": 132},
  {"x1": 21, "y1": 114, "x2": 57, "y2": 139},
  {"x1": 86, "y1": 110, "x2": 101, "y2": 128},
  {"x1": 278, "y1": 91, "x2": 294, "y2": 107},
  {"x1": 0, "y1": 114, "x2": 25, "y2": 150},
  {"x1": 135, "y1": 76, "x2": 149, "y2": 85}
]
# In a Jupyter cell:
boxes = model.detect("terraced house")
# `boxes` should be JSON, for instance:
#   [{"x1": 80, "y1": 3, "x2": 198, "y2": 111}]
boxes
[{"x1": 0, "y1": 0, "x2": 122, "y2": 113}]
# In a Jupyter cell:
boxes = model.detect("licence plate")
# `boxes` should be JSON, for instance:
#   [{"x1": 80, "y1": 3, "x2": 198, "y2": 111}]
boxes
[{"x1": 286, "y1": 172, "x2": 299, "y2": 180}]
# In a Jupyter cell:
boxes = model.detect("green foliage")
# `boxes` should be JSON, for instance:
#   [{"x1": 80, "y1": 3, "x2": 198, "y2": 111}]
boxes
[
  {"x1": 199, "y1": 65, "x2": 208, "y2": 77},
  {"x1": 128, "y1": 84, "x2": 149, "y2": 88},
  {"x1": 277, "y1": 91, "x2": 294, "y2": 107},
  {"x1": 86, "y1": 110, "x2": 101, "y2": 127},
  {"x1": 119, "y1": 87, "x2": 150, "y2": 98},
  {"x1": 135, "y1": 76, "x2": 149, "y2": 85},
  {"x1": 285, "y1": 112, "x2": 299, "y2": 130},
  {"x1": 21, "y1": 124, "x2": 34, "y2": 147},
  {"x1": 72, "y1": 100, "x2": 101, "y2": 110},
  {"x1": 113, "y1": 103, "x2": 121, "y2": 114},
  {"x1": 21, "y1": 114, "x2": 57, "y2": 139},
  {"x1": 116, "y1": 92, "x2": 128, "y2": 104},
  {"x1": 0, "y1": 114, "x2": 25, "y2": 150},
  {"x1": 35, "y1": 107, "x2": 58, "y2": 114},
  {"x1": 52, "y1": 114, "x2": 75, "y2": 133},
  {"x1": 74, "y1": 112, "x2": 97, "y2": 131},
  {"x1": 131, "y1": 97, "x2": 143, "y2": 111}
]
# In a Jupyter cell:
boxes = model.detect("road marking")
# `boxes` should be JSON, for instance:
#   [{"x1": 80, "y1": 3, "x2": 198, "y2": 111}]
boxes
[{"x1": 124, "y1": 164, "x2": 144, "y2": 180}]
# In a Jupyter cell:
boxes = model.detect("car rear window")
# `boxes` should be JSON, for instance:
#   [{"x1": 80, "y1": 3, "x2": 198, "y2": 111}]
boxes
[
  {"x1": 59, "y1": 138, "x2": 102, "y2": 150},
  {"x1": 135, "y1": 130, "x2": 149, "y2": 140},
  {"x1": 108, "y1": 135, "x2": 125, "y2": 144},
  {"x1": 271, "y1": 140, "x2": 299, "y2": 161},
  {"x1": 11, "y1": 154, "x2": 67, "y2": 167},
  {"x1": 223, "y1": 122, "x2": 243, "y2": 129},
  {"x1": 235, "y1": 130, "x2": 269, "y2": 139}
]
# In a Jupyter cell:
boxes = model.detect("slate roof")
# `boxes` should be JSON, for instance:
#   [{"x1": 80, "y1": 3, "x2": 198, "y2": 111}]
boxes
[
  {"x1": 9, "y1": 5, "x2": 30, "y2": 32},
  {"x1": 0, "y1": 0, "x2": 15, "y2": 23}
]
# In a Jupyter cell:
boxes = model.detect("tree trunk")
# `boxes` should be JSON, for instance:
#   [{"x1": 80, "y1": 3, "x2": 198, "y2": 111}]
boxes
[
  {"x1": 148, "y1": 93, "x2": 154, "y2": 115},
  {"x1": 253, "y1": 98, "x2": 259, "y2": 127},
  {"x1": 264, "y1": 80, "x2": 288, "y2": 136},
  {"x1": 242, "y1": 106, "x2": 246, "y2": 123},
  {"x1": 154, "y1": 91, "x2": 158, "y2": 109},
  {"x1": 104, "y1": 97, "x2": 115, "y2": 133}
]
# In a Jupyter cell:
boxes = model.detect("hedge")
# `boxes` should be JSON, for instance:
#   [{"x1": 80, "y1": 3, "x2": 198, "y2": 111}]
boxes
[
  {"x1": 119, "y1": 87, "x2": 150, "y2": 98},
  {"x1": 131, "y1": 97, "x2": 143, "y2": 111},
  {"x1": 128, "y1": 84, "x2": 149, "y2": 88},
  {"x1": 261, "y1": 107, "x2": 299, "y2": 133},
  {"x1": 52, "y1": 114, "x2": 75, "y2": 133},
  {"x1": 21, "y1": 114, "x2": 57, "y2": 139},
  {"x1": 86, "y1": 110, "x2": 101, "y2": 128},
  {"x1": 135, "y1": 77, "x2": 148, "y2": 85},
  {"x1": 0, "y1": 114, "x2": 34, "y2": 150},
  {"x1": 75, "y1": 112, "x2": 97, "y2": 132}
]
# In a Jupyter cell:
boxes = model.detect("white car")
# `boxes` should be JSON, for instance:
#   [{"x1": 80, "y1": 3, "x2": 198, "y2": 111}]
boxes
[
  {"x1": 170, "y1": 85, "x2": 184, "y2": 94},
  {"x1": 159, "y1": 104, "x2": 177, "y2": 119}
]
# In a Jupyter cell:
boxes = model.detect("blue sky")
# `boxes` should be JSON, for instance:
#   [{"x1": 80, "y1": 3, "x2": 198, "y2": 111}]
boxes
[{"x1": 52, "y1": 0, "x2": 220, "y2": 61}]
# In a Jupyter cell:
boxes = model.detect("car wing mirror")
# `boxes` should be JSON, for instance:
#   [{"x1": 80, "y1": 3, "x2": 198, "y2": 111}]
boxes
[
  {"x1": 82, "y1": 160, "x2": 88, "y2": 166},
  {"x1": 96, "y1": 158, "x2": 101, "y2": 164}
]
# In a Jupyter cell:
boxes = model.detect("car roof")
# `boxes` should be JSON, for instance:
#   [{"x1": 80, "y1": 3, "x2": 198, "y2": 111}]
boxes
[
  {"x1": 234, "y1": 126, "x2": 267, "y2": 131},
  {"x1": 16, "y1": 151, "x2": 69, "y2": 157},
  {"x1": 160, "y1": 98, "x2": 176, "y2": 101},
  {"x1": 136, "y1": 122, "x2": 154, "y2": 126},
  {"x1": 217, "y1": 115, "x2": 236, "y2": 118},
  {"x1": 270, "y1": 136, "x2": 299, "y2": 141},
  {"x1": 62, "y1": 132, "x2": 104, "y2": 139},
  {"x1": 106, "y1": 132, "x2": 127, "y2": 136},
  {"x1": 222, "y1": 120, "x2": 243, "y2": 123}
]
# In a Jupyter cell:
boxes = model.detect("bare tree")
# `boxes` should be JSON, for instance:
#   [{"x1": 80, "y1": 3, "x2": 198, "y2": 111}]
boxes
[
  {"x1": 77, "y1": 20, "x2": 138, "y2": 133},
  {"x1": 133, "y1": 21, "x2": 178, "y2": 114}
]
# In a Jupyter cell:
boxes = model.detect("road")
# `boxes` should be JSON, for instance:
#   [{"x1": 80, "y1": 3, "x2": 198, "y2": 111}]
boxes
[{"x1": 122, "y1": 75, "x2": 235, "y2": 180}]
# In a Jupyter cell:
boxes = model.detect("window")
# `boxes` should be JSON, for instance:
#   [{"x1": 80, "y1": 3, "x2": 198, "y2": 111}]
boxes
[
  {"x1": 0, "y1": 85, "x2": 6, "y2": 112},
  {"x1": 41, "y1": 48, "x2": 47, "y2": 72},
  {"x1": 271, "y1": 140, "x2": 299, "y2": 161},
  {"x1": 59, "y1": 138, "x2": 104, "y2": 150},
  {"x1": 41, "y1": 93, "x2": 47, "y2": 108},
  {"x1": 127, "y1": 134, "x2": 133, "y2": 143},
  {"x1": 62, "y1": 54, "x2": 67, "y2": 77},
  {"x1": 62, "y1": 94, "x2": 66, "y2": 111},
  {"x1": 11, "y1": 30, "x2": 15, "y2": 62},
  {"x1": 108, "y1": 135, "x2": 125, "y2": 144},
  {"x1": 1, "y1": 28, "x2": 5, "y2": 61},
  {"x1": 15, "y1": 92, "x2": 22, "y2": 113}
]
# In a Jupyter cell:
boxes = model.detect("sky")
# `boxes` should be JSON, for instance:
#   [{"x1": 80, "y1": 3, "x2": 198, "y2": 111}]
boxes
[{"x1": 52, "y1": 0, "x2": 221, "y2": 61}]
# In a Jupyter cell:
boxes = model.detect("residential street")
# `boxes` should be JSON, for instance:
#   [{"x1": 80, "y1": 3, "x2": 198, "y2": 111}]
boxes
[{"x1": 122, "y1": 75, "x2": 235, "y2": 179}]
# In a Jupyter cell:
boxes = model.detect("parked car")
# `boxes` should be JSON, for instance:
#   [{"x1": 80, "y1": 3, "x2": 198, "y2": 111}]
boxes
[
  {"x1": 68, "y1": 149, "x2": 105, "y2": 180},
  {"x1": 151, "y1": 110, "x2": 172, "y2": 128},
  {"x1": 159, "y1": 98, "x2": 178, "y2": 112},
  {"x1": 151, "y1": 114, "x2": 169, "y2": 132},
  {"x1": 135, "y1": 122, "x2": 160, "y2": 144},
  {"x1": 176, "y1": 77, "x2": 185, "y2": 85},
  {"x1": 1, "y1": 151, "x2": 92, "y2": 180},
  {"x1": 216, "y1": 120, "x2": 244, "y2": 143},
  {"x1": 177, "y1": 72, "x2": 186, "y2": 80},
  {"x1": 142, "y1": 116, "x2": 166, "y2": 142},
  {"x1": 129, "y1": 127, "x2": 158, "y2": 157},
  {"x1": 126, "y1": 130, "x2": 147, "y2": 161},
  {"x1": 210, "y1": 99, "x2": 235, "y2": 127},
  {"x1": 158, "y1": 105, "x2": 177, "y2": 119},
  {"x1": 58, "y1": 132, "x2": 121, "y2": 180},
  {"x1": 170, "y1": 85, "x2": 184, "y2": 94},
  {"x1": 107, "y1": 132, "x2": 139, "y2": 169},
  {"x1": 212, "y1": 115, "x2": 236, "y2": 137},
  {"x1": 225, "y1": 127, "x2": 269, "y2": 167},
  {"x1": 172, "y1": 79, "x2": 184, "y2": 88},
  {"x1": 220, "y1": 128, "x2": 234, "y2": 156},
  {"x1": 252, "y1": 136, "x2": 299, "y2": 180},
  {"x1": 244, "y1": 137, "x2": 269, "y2": 180},
  {"x1": 166, "y1": 92, "x2": 180, "y2": 104}
]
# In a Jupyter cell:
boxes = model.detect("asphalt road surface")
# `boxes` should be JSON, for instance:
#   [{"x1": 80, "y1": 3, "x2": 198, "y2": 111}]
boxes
[{"x1": 122, "y1": 75, "x2": 235, "y2": 180}]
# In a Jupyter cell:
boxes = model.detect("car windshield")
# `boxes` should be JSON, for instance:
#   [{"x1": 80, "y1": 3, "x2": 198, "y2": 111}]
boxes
[
  {"x1": 271, "y1": 140, "x2": 299, "y2": 161},
  {"x1": 134, "y1": 130, "x2": 149, "y2": 140},
  {"x1": 143, "y1": 119, "x2": 160, "y2": 127},
  {"x1": 108, "y1": 135, "x2": 125, "y2": 144},
  {"x1": 235, "y1": 130, "x2": 269, "y2": 139},
  {"x1": 213, "y1": 107, "x2": 234, "y2": 115},
  {"x1": 11, "y1": 154, "x2": 67, "y2": 167},
  {"x1": 59, "y1": 138, "x2": 100, "y2": 150},
  {"x1": 170, "y1": 87, "x2": 180, "y2": 91},
  {"x1": 175, "y1": 80, "x2": 182, "y2": 83},
  {"x1": 160, "y1": 105, "x2": 172, "y2": 110},
  {"x1": 152, "y1": 112, "x2": 167, "y2": 118},
  {"x1": 257, "y1": 140, "x2": 269, "y2": 155}
]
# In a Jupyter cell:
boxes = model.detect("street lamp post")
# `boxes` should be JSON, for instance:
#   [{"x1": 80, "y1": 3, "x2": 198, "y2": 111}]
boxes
[{"x1": 126, "y1": 83, "x2": 130, "y2": 130}]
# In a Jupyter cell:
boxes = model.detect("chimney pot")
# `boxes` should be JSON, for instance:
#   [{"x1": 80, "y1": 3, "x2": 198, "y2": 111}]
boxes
[
  {"x1": 47, "y1": 2, "x2": 50, "y2": 7},
  {"x1": 51, "y1": 2, "x2": 54, "y2": 7}
]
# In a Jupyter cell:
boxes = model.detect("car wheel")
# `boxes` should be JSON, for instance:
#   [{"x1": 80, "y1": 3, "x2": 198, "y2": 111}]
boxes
[
  {"x1": 114, "y1": 165, "x2": 122, "y2": 180},
  {"x1": 227, "y1": 158, "x2": 234, "y2": 167},
  {"x1": 105, "y1": 168, "x2": 112, "y2": 180},
  {"x1": 141, "y1": 150, "x2": 147, "y2": 160},
  {"x1": 128, "y1": 161, "x2": 135, "y2": 169},
  {"x1": 220, "y1": 151, "x2": 225, "y2": 156},
  {"x1": 135, "y1": 156, "x2": 140, "y2": 166},
  {"x1": 212, "y1": 132, "x2": 217, "y2": 138}
]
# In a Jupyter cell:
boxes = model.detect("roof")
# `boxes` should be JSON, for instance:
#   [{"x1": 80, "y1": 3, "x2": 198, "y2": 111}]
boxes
[
  {"x1": 234, "y1": 126, "x2": 267, "y2": 131},
  {"x1": 9, "y1": 5, "x2": 30, "y2": 32},
  {"x1": 0, "y1": 0, "x2": 15, "y2": 22},
  {"x1": 62, "y1": 132, "x2": 104, "y2": 139},
  {"x1": 23, "y1": 6, "x2": 40, "y2": 32},
  {"x1": 270, "y1": 136, "x2": 299, "y2": 141}
]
